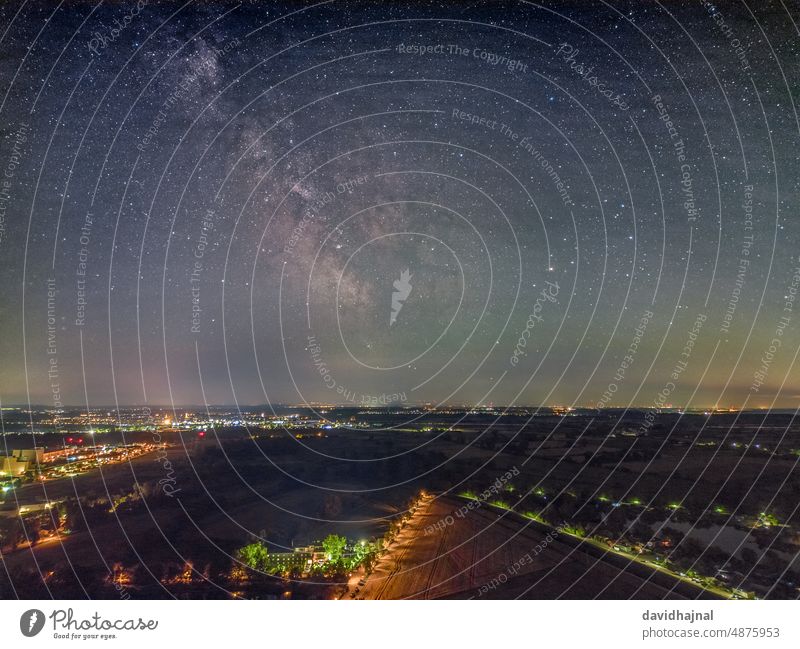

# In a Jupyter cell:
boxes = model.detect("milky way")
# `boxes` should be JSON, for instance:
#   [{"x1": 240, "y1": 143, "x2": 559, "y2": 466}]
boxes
[{"x1": 0, "y1": 0, "x2": 798, "y2": 410}]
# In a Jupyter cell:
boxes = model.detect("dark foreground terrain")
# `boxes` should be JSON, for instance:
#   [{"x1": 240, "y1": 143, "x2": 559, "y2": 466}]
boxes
[
  {"x1": 359, "y1": 496, "x2": 719, "y2": 600},
  {"x1": 2, "y1": 409, "x2": 799, "y2": 598}
]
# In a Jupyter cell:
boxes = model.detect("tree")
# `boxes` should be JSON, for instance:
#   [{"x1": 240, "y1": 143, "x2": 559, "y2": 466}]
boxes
[
  {"x1": 0, "y1": 517, "x2": 26, "y2": 552},
  {"x1": 758, "y1": 511, "x2": 779, "y2": 527},
  {"x1": 322, "y1": 534, "x2": 347, "y2": 563},
  {"x1": 351, "y1": 540, "x2": 378, "y2": 569},
  {"x1": 237, "y1": 542, "x2": 269, "y2": 571}
]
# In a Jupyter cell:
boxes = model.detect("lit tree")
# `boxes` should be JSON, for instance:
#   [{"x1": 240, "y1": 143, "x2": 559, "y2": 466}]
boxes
[
  {"x1": 237, "y1": 542, "x2": 269, "y2": 571},
  {"x1": 351, "y1": 540, "x2": 378, "y2": 570},
  {"x1": 322, "y1": 534, "x2": 347, "y2": 563}
]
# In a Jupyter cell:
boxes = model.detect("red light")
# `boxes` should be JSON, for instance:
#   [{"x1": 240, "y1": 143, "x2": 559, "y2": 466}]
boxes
[
  {"x1": 198, "y1": 431, "x2": 205, "y2": 437},
  {"x1": 66, "y1": 437, "x2": 72, "y2": 443},
  {"x1": 77, "y1": 438, "x2": 83, "y2": 444}
]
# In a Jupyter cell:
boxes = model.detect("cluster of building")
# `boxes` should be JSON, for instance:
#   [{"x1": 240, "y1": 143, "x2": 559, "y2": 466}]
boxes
[
  {"x1": 0, "y1": 448, "x2": 43, "y2": 478},
  {"x1": 259, "y1": 545, "x2": 329, "y2": 574},
  {"x1": 1, "y1": 443, "x2": 159, "y2": 486}
]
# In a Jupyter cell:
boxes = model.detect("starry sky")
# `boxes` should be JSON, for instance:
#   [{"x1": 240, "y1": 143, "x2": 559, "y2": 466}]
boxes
[{"x1": 0, "y1": 0, "x2": 798, "y2": 409}]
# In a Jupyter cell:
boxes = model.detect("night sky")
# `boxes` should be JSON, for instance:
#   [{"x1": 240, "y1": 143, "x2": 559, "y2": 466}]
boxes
[{"x1": 0, "y1": 0, "x2": 798, "y2": 409}]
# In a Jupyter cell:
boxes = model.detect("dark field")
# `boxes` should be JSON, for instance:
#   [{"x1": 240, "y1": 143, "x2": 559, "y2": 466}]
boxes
[{"x1": 2, "y1": 409, "x2": 799, "y2": 599}]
